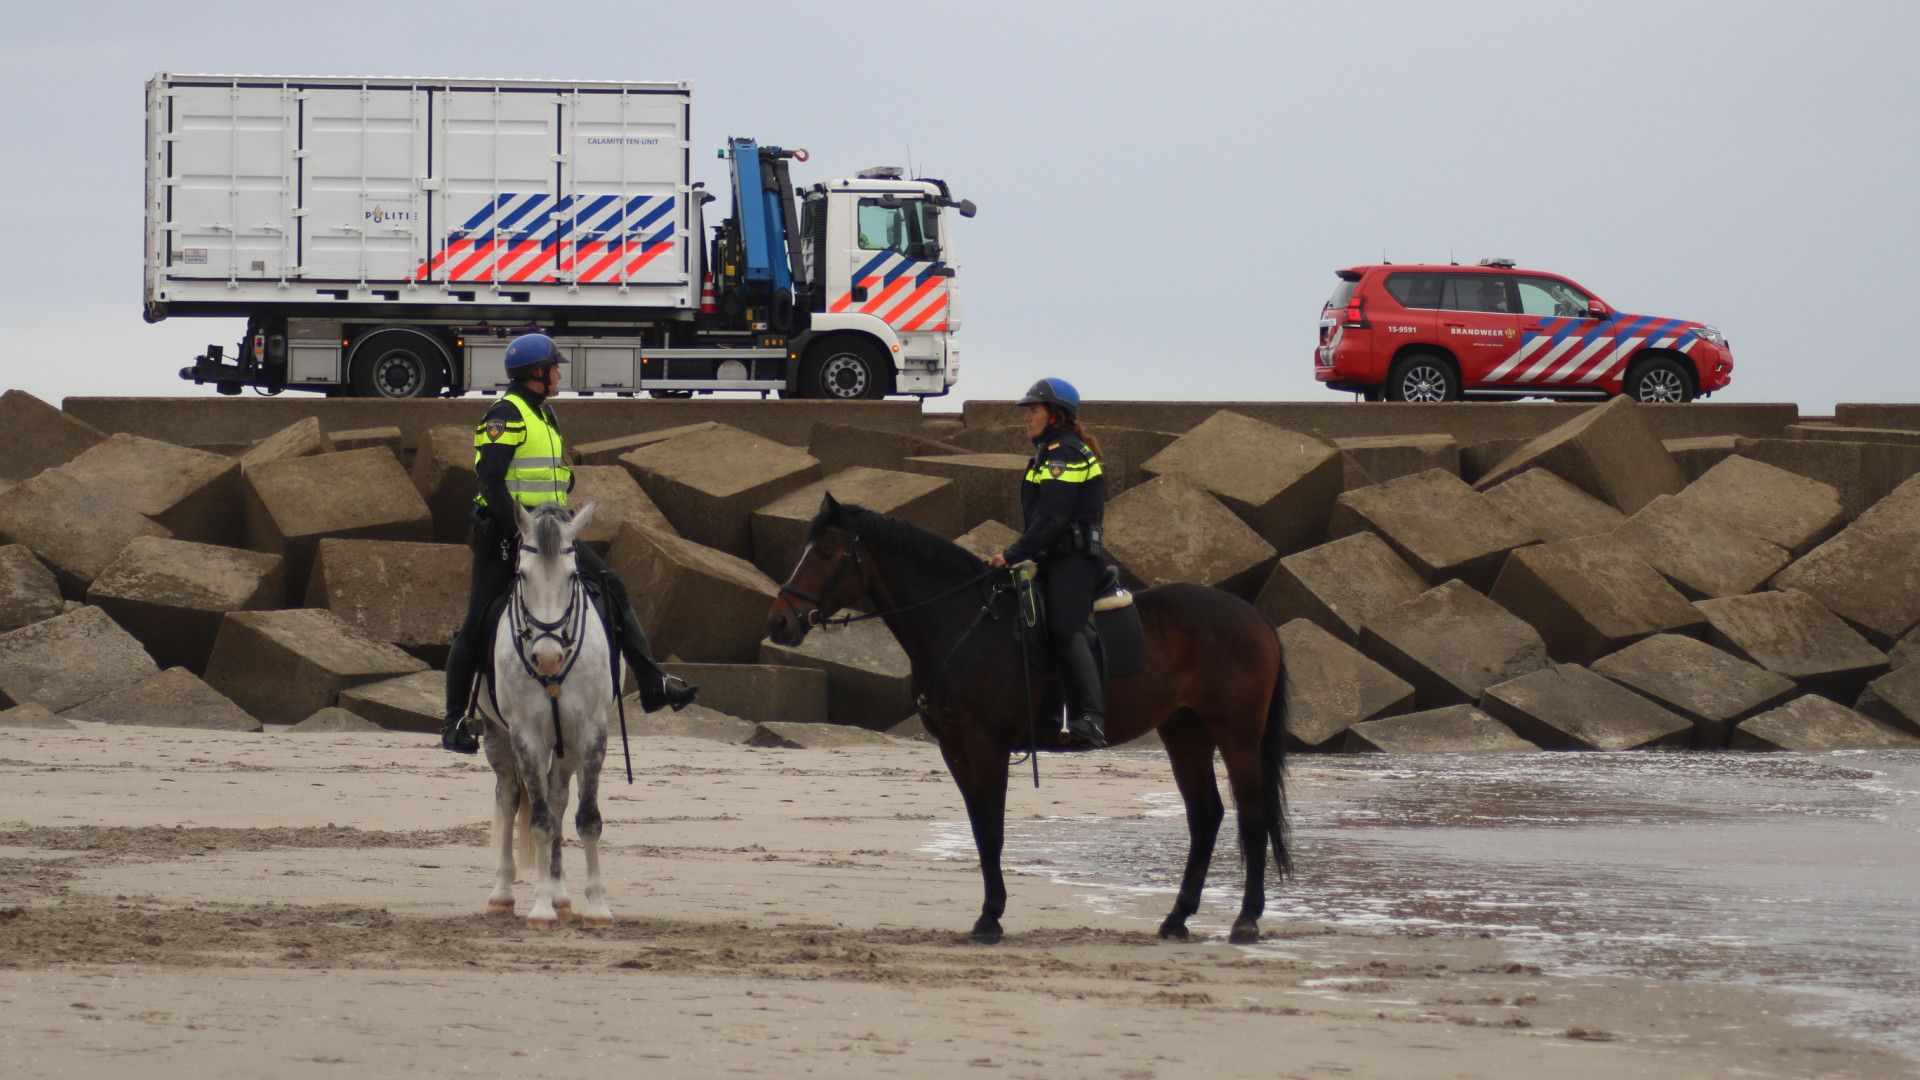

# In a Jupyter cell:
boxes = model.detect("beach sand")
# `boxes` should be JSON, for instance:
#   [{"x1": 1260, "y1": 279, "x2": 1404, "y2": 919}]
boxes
[{"x1": 0, "y1": 722, "x2": 1905, "y2": 1079}]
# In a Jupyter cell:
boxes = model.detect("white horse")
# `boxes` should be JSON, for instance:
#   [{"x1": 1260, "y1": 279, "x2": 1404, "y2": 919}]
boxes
[{"x1": 477, "y1": 501, "x2": 619, "y2": 931}]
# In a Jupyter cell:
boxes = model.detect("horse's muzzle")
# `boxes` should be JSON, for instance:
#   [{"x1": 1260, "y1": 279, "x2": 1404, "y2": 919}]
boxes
[{"x1": 767, "y1": 609, "x2": 809, "y2": 648}]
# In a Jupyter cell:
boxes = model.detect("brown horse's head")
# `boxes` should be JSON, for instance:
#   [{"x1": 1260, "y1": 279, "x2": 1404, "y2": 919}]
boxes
[{"x1": 767, "y1": 493, "x2": 871, "y2": 646}]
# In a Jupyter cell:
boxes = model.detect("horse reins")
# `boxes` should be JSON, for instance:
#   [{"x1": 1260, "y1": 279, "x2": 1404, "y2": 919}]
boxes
[
  {"x1": 777, "y1": 526, "x2": 1001, "y2": 629},
  {"x1": 508, "y1": 551, "x2": 590, "y2": 757}
]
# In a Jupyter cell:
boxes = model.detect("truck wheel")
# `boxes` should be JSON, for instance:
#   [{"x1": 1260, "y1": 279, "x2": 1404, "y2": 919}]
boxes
[
  {"x1": 1624, "y1": 358, "x2": 1694, "y2": 403},
  {"x1": 802, "y1": 339, "x2": 889, "y2": 400},
  {"x1": 1384, "y1": 353, "x2": 1459, "y2": 402},
  {"x1": 349, "y1": 331, "x2": 447, "y2": 399}
]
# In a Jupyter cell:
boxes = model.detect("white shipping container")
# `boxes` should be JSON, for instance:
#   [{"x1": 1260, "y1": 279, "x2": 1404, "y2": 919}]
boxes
[{"x1": 145, "y1": 73, "x2": 696, "y2": 316}]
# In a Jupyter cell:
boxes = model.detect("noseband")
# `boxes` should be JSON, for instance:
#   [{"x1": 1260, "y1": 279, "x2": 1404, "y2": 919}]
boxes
[
  {"x1": 509, "y1": 540, "x2": 589, "y2": 754},
  {"x1": 777, "y1": 525, "x2": 870, "y2": 627}
]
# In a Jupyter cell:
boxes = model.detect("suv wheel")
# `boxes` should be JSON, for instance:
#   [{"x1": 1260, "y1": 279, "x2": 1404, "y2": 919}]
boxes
[
  {"x1": 1385, "y1": 353, "x2": 1458, "y2": 403},
  {"x1": 1625, "y1": 358, "x2": 1694, "y2": 403}
]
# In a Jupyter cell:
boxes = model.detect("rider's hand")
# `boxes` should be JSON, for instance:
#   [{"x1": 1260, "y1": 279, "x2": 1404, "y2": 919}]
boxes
[{"x1": 987, "y1": 551, "x2": 1008, "y2": 568}]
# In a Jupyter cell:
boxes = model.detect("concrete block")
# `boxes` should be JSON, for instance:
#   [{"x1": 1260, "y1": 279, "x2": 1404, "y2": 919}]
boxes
[
  {"x1": 409, "y1": 425, "x2": 479, "y2": 544},
  {"x1": 1331, "y1": 434, "x2": 1460, "y2": 485},
  {"x1": 1695, "y1": 590, "x2": 1889, "y2": 702},
  {"x1": 0, "y1": 544, "x2": 62, "y2": 633},
  {"x1": 747, "y1": 721, "x2": 907, "y2": 749},
  {"x1": 1835, "y1": 404, "x2": 1920, "y2": 431},
  {"x1": 1087, "y1": 426, "x2": 1183, "y2": 496},
  {"x1": 1337, "y1": 451, "x2": 1377, "y2": 493},
  {"x1": 329, "y1": 426, "x2": 406, "y2": 460},
  {"x1": 0, "y1": 466, "x2": 172, "y2": 594},
  {"x1": 244, "y1": 447, "x2": 434, "y2": 602},
  {"x1": 1480, "y1": 664, "x2": 1693, "y2": 751},
  {"x1": 1255, "y1": 532, "x2": 1428, "y2": 643},
  {"x1": 87, "y1": 537, "x2": 285, "y2": 672},
  {"x1": 750, "y1": 468, "x2": 960, "y2": 581},
  {"x1": 0, "y1": 703, "x2": 75, "y2": 730},
  {"x1": 954, "y1": 520, "x2": 1020, "y2": 561},
  {"x1": 1729, "y1": 437, "x2": 1920, "y2": 520},
  {"x1": 1731, "y1": 695, "x2": 1920, "y2": 751},
  {"x1": 605, "y1": 524, "x2": 779, "y2": 664},
  {"x1": 1591, "y1": 633, "x2": 1797, "y2": 747},
  {"x1": 1892, "y1": 627, "x2": 1919, "y2": 670},
  {"x1": 1329, "y1": 470, "x2": 1539, "y2": 591},
  {"x1": 567, "y1": 465, "x2": 676, "y2": 553},
  {"x1": 1770, "y1": 528, "x2": 1920, "y2": 647},
  {"x1": 1142, "y1": 411, "x2": 1342, "y2": 554},
  {"x1": 616, "y1": 697, "x2": 758, "y2": 743},
  {"x1": 1675, "y1": 456, "x2": 1845, "y2": 556},
  {"x1": 59, "y1": 667, "x2": 260, "y2": 731},
  {"x1": 202, "y1": 608, "x2": 428, "y2": 726},
  {"x1": 1787, "y1": 423, "x2": 1920, "y2": 446},
  {"x1": 900, "y1": 453, "x2": 1028, "y2": 534},
  {"x1": 886, "y1": 714, "x2": 933, "y2": 741},
  {"x1": 1488, "y1": 537, "x2": 1705, "y2": 664},
  {"x1": 620, "y1": 424, "x2": 820, "y2": 558},
  {"x1": 757, "y1": 618, "x2": 915, "y2": 729},
  {"x1": 1853, "y1": 473, "x2": 1920, "y2": 542},
  {"x1": 1663, "y1": 436, "x2": 1739, "y2": 483},
  {"x1": 1475, "y1": 396, "x2": 1686, "y2": 514},
  {"x1": 1278, "y1": 619, "x2": 1416, "y2": 750},
  {"x1": 57, "y1": 434, "x2": 242, "y2": 546},
  {"x1": 238, "y1": 417, "x2": 333, "y2": 471},
  {"x1": 1482, "y1": 468, "x2": 1626, "y2": 543},
  {"x1": 1611, "y1": 495, "x2": 1790, "y2": 599},
  {"x1": 0, "y1": 605, "x2": 158, "y2": 712},
  {"x1": 0, "y1": 389, "x2": 104, "y2": 481},
  {"x1": 806, "y1": 421, "x2": 969, "y2": 479},
  {"x1": 1459, "y1": 436, "x2": 1529, "y2": 484},
  {"x1": 305, "y1": 539, "x2": 468, "y2": 666},
  {"x1": 1854, "y1": 664, "x2": 1920, "y2": 737},
  {"x1": 1103, "y1": 475, "x2": 1276, "y2": 597},
  {"x1": 286, "y1": 706, "x2": 385, "y2": 733},
  {"x1": 659, "y1": 662, "x2": 829, "y2": 725},
  {"x1": 942, "y1": 424, "x2": 1028, "y2": 453},
  {"x1": 1344, "y1": 705, "x2": 1539, "y2": 754},
  {"x1": 574, "y1": 422, "x2": 719, "y2": 466},
  {"x1": 1356, "y1": 580, "x2": 1551, "y2": 708},
  {"x1": 337, "y1": 670, "x2": 444, "y2": 733}
]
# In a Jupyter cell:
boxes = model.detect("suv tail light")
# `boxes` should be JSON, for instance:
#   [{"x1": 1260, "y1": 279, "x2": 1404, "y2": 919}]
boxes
[{"x1": 1343, "y1": 296, "x2": 1368, "y2": 328}]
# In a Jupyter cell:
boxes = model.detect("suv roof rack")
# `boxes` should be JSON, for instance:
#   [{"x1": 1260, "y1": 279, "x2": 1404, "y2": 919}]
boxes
[{"x1": 1477, "y1": 257, "x2": 1516, "y2": 268}]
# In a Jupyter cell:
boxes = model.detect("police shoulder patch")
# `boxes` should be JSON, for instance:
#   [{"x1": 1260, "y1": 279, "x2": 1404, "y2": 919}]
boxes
[
  {"x1": 484, "y1": 419, "x2": 507, "y2": 442},
  {"x1": 1048, "y1": 463, "x2": 1065, "y2": 478}
]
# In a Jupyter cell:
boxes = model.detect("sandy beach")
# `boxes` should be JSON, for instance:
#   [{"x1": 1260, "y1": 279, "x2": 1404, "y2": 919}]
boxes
[{"x1": 0, "y1": 722, "x2": 1908, "y2": 1079}]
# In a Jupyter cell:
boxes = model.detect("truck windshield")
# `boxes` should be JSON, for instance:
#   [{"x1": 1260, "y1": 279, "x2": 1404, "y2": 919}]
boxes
[{"x1": 858, "y1": 198, "x2": 937, "y2": 260}]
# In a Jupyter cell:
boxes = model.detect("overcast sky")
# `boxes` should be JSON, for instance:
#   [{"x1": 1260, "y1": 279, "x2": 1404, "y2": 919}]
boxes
[{"x1": 3, "y1": 1, "x2": 1915, "y2": 415}]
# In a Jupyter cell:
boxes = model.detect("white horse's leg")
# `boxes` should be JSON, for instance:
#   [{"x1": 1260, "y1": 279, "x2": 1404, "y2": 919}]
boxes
[
  {"x1": 513, "y1": 730, "x2": 562, "y2": 932},
  {"x1": 549, "y1": 766, "x2": 573, "y2": 920},
  {"x1": 486, "y1": 736, "x2": 520, "y2": 916},
  {"x1": 576, "y1": 728, "x2": 612, "y2": 929}
]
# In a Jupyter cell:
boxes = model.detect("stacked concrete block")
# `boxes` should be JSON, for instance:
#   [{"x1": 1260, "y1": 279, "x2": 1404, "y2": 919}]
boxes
[
  {"x1": 1663, "y1": 436, "x2": 1740, "y2": 483},
  {"x1": 1142, "y1": 411, "x2": 1341, "y2": 555},
  {"x1": 1788, "y1": 424, "x2": 1920, "y2": 446},
  {"x1": 954, "y1": 520, "x2": 1020, "y2": 561},
  {"x1": 0, "y1": 389, "x2": 103, "y2": 481},
  {"x1": 58, "y1": 434, "x2": 242, "y2": 546},
  {"x1": 202, "y1": 608, "x2": 428, "y2": 725},
  {"x1": 1102, "y1": 475, "x2": 1276, "y2": 596},
  {"x1": 1854, "y1": 664, "x2": 1920, "y2": 736},
  {"x1": 0, "y1": 467, "x2": 172, "y2": 594},
  {"x1": 329, "y1": 426, "x2": 405, "y2": 461},
  {"x1": 1475, "y1": 396, "x2": 1686, "y2": 514},
  {"x1": 1771, "y1": 529, "x2": 1920, "y2": 647},
  {"x1": 750, "y1": 467, "x2": 960, "y2": 581},
  {"x1": 620, "y1": 424, "x2": 821, "y2": 558},
  {"x1": 1254, "y1": 532, "x2": 1428, "y2": 643},
  {"x1": 805, "y1": 421, "x2": 968, "y2": 478},
  {"x1": 238, "y1": 417, "x2": 333, "y2": 471},
  {"x1": 942, "y1": 424, "x2": 1027, "y2": 453},
  {"x1": 1731, "y1": 695, "x2": 1920, "y2": 752},
  {"x1": 1344, "y1": 705, "x2": 1539, "y2": 754},
  {"x1": 1329, "y1": 470, "x2": 1539, "y2": 591},
  {"x1": 1891, "y1": 627, "x2": 1920, "y2": 670},
  {"x1": 0, "y1": 544, "x2": 62, "y2": 633},
  {"x1": 605, "y1": 523, "x2": 779, "y2": 664},
  {"x1": 1674, "y1": 457, "x2": 1845, "y2": 556},
  {"x1": 659, "y1": 662, "x2": 830, "y2": 725},
  {"x1": 1591, "y1": 633, "x2": 1797, "y2": 747},
  {"x1": 337, "y1": 670, "x2": 444, "y2": 732},
  {"x1": 1480, "y1": 665, "x2": 1693, "y2": 751},
  {"x1": 1356, "y1": 580, "x2": 1551, "y2": 708},
  {"x1": 1729, "y1": 437, "x2": 1920, "y2": 519},
  {"x1": 1331, "y1": 434, "x2": 1460, "y2": 485},
  {"x1": 900, "y1": 453, "x2": 1028, "y2": 533},
  {"x1": 0, "y1": 703, "x2": 73, "y2": 730},
  {"x1": 243, "y1": 446, "x2": 433, "y2": 601},
  {"x1": 1482, "y1": 469, "x2": 1626, "y2": 543},
  {"x1": 305, "y1": 539, "x2": 469, "y2": 665},
  {"x1": 1488, "y1": 537, "x2": 1705, "y2": 664},
  {"x1": 0, "y1": 606, "x2": 159, "y2": 712},
  {"x1": 618, "y1": 697, "x2": 757, "y2": 742},
  {"x1": 1695, "y1": 590, "x2": 1889, "y2": 702},
  {"x1": 1610, "y1": 495, "x2": 1789, "y2": 599},
  {"x1": 409, "y1": 424, "x2": 479, "y2": 543},
  {"x1": 1459, "y1": 436, "x2": 1530, "y2": 484},
  {"x1": 567, "y1": 465, "x2": 676, "y2": 552},
  {"x1": 574, "y1": 422, "x2": 718, "y2": 466},
  {"x1": 87, "y1": 537, "x2": 284, "y2": 672},
  {"x1": 287, "y1": 707, "x2": 383, "y2": 733},
  {"x1": 748, "y1": 722, "x2": 906, "y2": 749},
  {"x1": 1278, "y1": 619, "x2": 1415, "y2": 750},
  {"x1": 757, "y1": 617, "x2": 915, "y2": 730},
  {"x1": 1084, "y1": 426, "x2": 1182, "y2": 496},
  {"x1": 59, "y1": 667, "x2": 261, "y2": 732}
]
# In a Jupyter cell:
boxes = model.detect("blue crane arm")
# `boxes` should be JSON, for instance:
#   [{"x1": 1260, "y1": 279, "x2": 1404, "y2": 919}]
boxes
[{"x1": 727, "y1": 137, "x2": 793, "y2": 294}]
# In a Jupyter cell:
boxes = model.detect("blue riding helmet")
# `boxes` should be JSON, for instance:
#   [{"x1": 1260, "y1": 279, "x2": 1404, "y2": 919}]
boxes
[
  {"x1": 503, "y1": 333, "x2": 569, "y2": 375},
  {"x1": 1017, "y1": 377, "x2": 1081, "y2": 421}
]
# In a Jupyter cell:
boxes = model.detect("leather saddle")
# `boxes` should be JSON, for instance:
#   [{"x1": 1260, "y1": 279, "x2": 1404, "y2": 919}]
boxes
[{"x1": 1015, "y1": 565, "x2": 1145, "y2": 682}]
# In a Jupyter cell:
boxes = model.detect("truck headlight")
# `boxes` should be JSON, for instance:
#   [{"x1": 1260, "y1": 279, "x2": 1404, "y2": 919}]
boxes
[{"x1": 1691, "y1": 325, "x2": 1728, "y2": 347}]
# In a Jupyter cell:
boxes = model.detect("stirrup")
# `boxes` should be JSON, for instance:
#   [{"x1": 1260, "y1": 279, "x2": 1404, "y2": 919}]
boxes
[
  {"x1": 1065, "y1": 712, "x2": 1107, "y2": 750},
  {"x1": 440, "y1": 714, "x2": 479, "y2": 754}
]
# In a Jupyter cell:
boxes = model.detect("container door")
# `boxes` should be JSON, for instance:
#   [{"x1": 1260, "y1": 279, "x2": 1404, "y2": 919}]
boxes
[
  {"x1": 298, "y1": 86, "x2": 428, "y2": 283},
  {"x1": 161, "y1": 83, "x2": 295, "y2": 280},
  {"x1": 420, "y1": 89, "x2": 563, "y2": 285},
  {"x1": 559, "y1": 90, "x2": 688, "y2": 292}
]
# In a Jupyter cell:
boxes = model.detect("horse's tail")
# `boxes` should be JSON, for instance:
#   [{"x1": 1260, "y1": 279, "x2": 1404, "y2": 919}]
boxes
[
  {"x1": 515, "y1": 792, "x2": 535, "y2": 872},
  {"x1": 1262, "y1": 659, "x2": 1291, "y2": 878}
]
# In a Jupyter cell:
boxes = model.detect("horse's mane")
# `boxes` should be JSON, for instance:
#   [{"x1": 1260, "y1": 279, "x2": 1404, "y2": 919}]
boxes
[
  {"x1": 528, "y1": 503, "x2": 572, "y2": 566},
  {"x1": 815, "y1": 503, "x2": 987, "y2": 582}
]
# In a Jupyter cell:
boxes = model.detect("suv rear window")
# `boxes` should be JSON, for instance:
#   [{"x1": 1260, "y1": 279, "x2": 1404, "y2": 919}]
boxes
[
  {"x1": 1324, "y1": 280, "x2": 1357, "y2": 313},
  {"x1": 1383, "y1": 272, "x2": 1446, "y2": 309}
]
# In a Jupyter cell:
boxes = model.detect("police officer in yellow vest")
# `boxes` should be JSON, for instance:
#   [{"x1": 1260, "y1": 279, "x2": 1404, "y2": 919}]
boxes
[
  {"x1": 440, "y1": 333, "x2": 697, "y2": 753},
  {"x1": 986, "y1": 378, "x2": 1108, "y2": 750}
]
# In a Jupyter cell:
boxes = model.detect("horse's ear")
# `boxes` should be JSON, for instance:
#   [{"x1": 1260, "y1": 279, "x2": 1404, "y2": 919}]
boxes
[
  {"x1": 564, "y1": 501, "x2": 598, "y2": 542},
  {"x1": 821, "y1": 491, "x2": 841, "y2": 515},
  {"x1": 513, "y1": 501, "x2": 535, "y2": 537}
]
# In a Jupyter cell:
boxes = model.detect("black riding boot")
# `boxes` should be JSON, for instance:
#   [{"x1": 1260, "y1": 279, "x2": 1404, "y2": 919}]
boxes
[
  {"x1": 616, "y1": 605, "x2": 698, "y2": 713},
  {"x1": 439, "y1": 631, "x2": 480, "y2": 754},
  {"x1": 1059, "y1": 632, "x2": 1108, "y2": 750}
]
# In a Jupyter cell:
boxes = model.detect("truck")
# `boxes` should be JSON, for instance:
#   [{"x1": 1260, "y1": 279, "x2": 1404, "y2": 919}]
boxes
[{"x1": 144, "y1": 73, "x2": 975, "y2": 400}]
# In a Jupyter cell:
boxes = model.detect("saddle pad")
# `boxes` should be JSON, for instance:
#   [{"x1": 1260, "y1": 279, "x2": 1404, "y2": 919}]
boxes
[
  {"x1": 1094, "y1": 603, "x2": 1146, "y2": 679},
  {"x1": 1092, "y1": 588, "x2": 1133, "y2": 613}
]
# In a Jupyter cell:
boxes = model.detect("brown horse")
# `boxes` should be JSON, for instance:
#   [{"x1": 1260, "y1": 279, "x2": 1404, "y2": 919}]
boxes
[{"x1": 766, "y1": 495, "x2": 1289, "y2": 944}]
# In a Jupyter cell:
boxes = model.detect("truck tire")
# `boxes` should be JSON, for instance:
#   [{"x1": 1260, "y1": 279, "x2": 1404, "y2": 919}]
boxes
[
  {"x1": 801, "y1": 338, "x2": 889, "y2": 400},
  {"x1": 1624, "y1": 357, "x2": 1694, "y2": 403},
  {"x1": 349, "y1": 331, "x2": 448, "y2": 399},
  {"x1": 1384, "y1": 353, "x2": 1459, "y2": 402}
]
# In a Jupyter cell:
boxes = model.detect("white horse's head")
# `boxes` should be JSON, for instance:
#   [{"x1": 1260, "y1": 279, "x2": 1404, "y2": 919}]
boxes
[{"x1": 513, "y1": 501, "x2": 598, "y2": 677}]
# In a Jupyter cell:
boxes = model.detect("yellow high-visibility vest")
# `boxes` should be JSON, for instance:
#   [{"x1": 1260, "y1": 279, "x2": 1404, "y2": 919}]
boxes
[{"x1": 473, "y1": 392, "x2": 570, "y2": 509}]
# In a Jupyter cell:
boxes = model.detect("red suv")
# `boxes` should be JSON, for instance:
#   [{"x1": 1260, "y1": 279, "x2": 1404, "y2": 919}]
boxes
[{"x1": 1315, "y1": 260, "x2": 1733, "y2": 402}]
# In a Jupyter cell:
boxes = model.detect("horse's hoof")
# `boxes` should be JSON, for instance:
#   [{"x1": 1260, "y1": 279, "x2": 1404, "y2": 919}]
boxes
[
  {"x1": 485, "y1": 900, "x2": 515, "y2": 916},
  {"x1": 1158, "y1": 922, "x2": 1190, "y2": 942},
  {"x1": 1228, "y1": 923, "x2": 1260, "y2": 945},
  {"x1": 552, "y1": 900, "x2": 573, "y2": 918},
  {"x1": 969, "y1": 929, "x2": 1002, "y2": 945},
  {"x1": 526, "y1": 916, "x2": 559, "y2": 933},
  {"x1": 580, "y1": 916, "x2": 613, "y2": 931}
]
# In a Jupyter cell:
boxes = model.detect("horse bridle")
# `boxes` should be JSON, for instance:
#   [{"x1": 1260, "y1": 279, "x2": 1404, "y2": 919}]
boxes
[
  {"x1": 508, "y1": 540, "x2": 590, "y2": 754},
  {"x1": 776, "y1": 525, "x2": 871, "y2": 627}
]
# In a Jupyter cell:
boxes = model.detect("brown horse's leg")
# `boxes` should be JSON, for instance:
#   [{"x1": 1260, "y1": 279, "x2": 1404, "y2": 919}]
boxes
[
  {"x1": 940, "y1": 733, "x2": 1010, "y2": 944},
  {"x1": 1155, "y1": 712, "x2": 1224, "y2": 941},
  {"x1": 1220, "y1": 738, "x2": 1271, "y2": 944}
]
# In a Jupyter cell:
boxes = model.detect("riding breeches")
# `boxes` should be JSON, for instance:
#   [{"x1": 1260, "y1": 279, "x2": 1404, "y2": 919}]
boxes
[{"x1": 1040, "y1": 554, "x2": 1100, "y2": 658}]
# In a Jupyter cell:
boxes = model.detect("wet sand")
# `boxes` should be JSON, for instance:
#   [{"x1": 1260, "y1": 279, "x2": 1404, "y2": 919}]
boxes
[{"x1": 0, "y1": 724, "x2": 1908, "y2": 1079}]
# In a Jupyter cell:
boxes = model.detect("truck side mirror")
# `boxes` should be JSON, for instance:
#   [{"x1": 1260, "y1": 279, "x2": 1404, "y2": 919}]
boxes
[{"x1": 955, "y1": 199, "x2": 977, "y2": 219}]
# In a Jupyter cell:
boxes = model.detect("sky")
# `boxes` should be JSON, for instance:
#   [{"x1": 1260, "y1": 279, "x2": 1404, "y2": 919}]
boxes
[{"x1": 3, "y1": 1, "x2": 1916, "y2": 415}]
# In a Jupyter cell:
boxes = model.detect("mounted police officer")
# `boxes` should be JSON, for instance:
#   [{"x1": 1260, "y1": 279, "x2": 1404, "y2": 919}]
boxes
[
  {"x1": 440, "y1": 333, "x2": 697, "y2": 754},
  {"x1": 986, "y1": 378, "x2": 1108, "y2": 750}
]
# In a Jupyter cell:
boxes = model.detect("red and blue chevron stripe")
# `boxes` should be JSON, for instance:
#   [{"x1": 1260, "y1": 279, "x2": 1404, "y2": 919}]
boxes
[
  {"x1": 413, "y1": 193, "x2": 677, "y2": 284},
  {"x1": 1485, "y1": 314, "x2": 1700, "y2": 387},
  {"x1": 830, "y1": 250, "x2": 950, "y2": 331}
]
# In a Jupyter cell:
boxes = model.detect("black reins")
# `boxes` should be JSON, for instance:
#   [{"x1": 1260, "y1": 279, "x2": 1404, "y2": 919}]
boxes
[
  {"x1": 777, "y1": 525, "x2": 1001, "y2": 628},
  {"x1": 509, "y1": 542, "x2": 590, "y2": 757}
]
